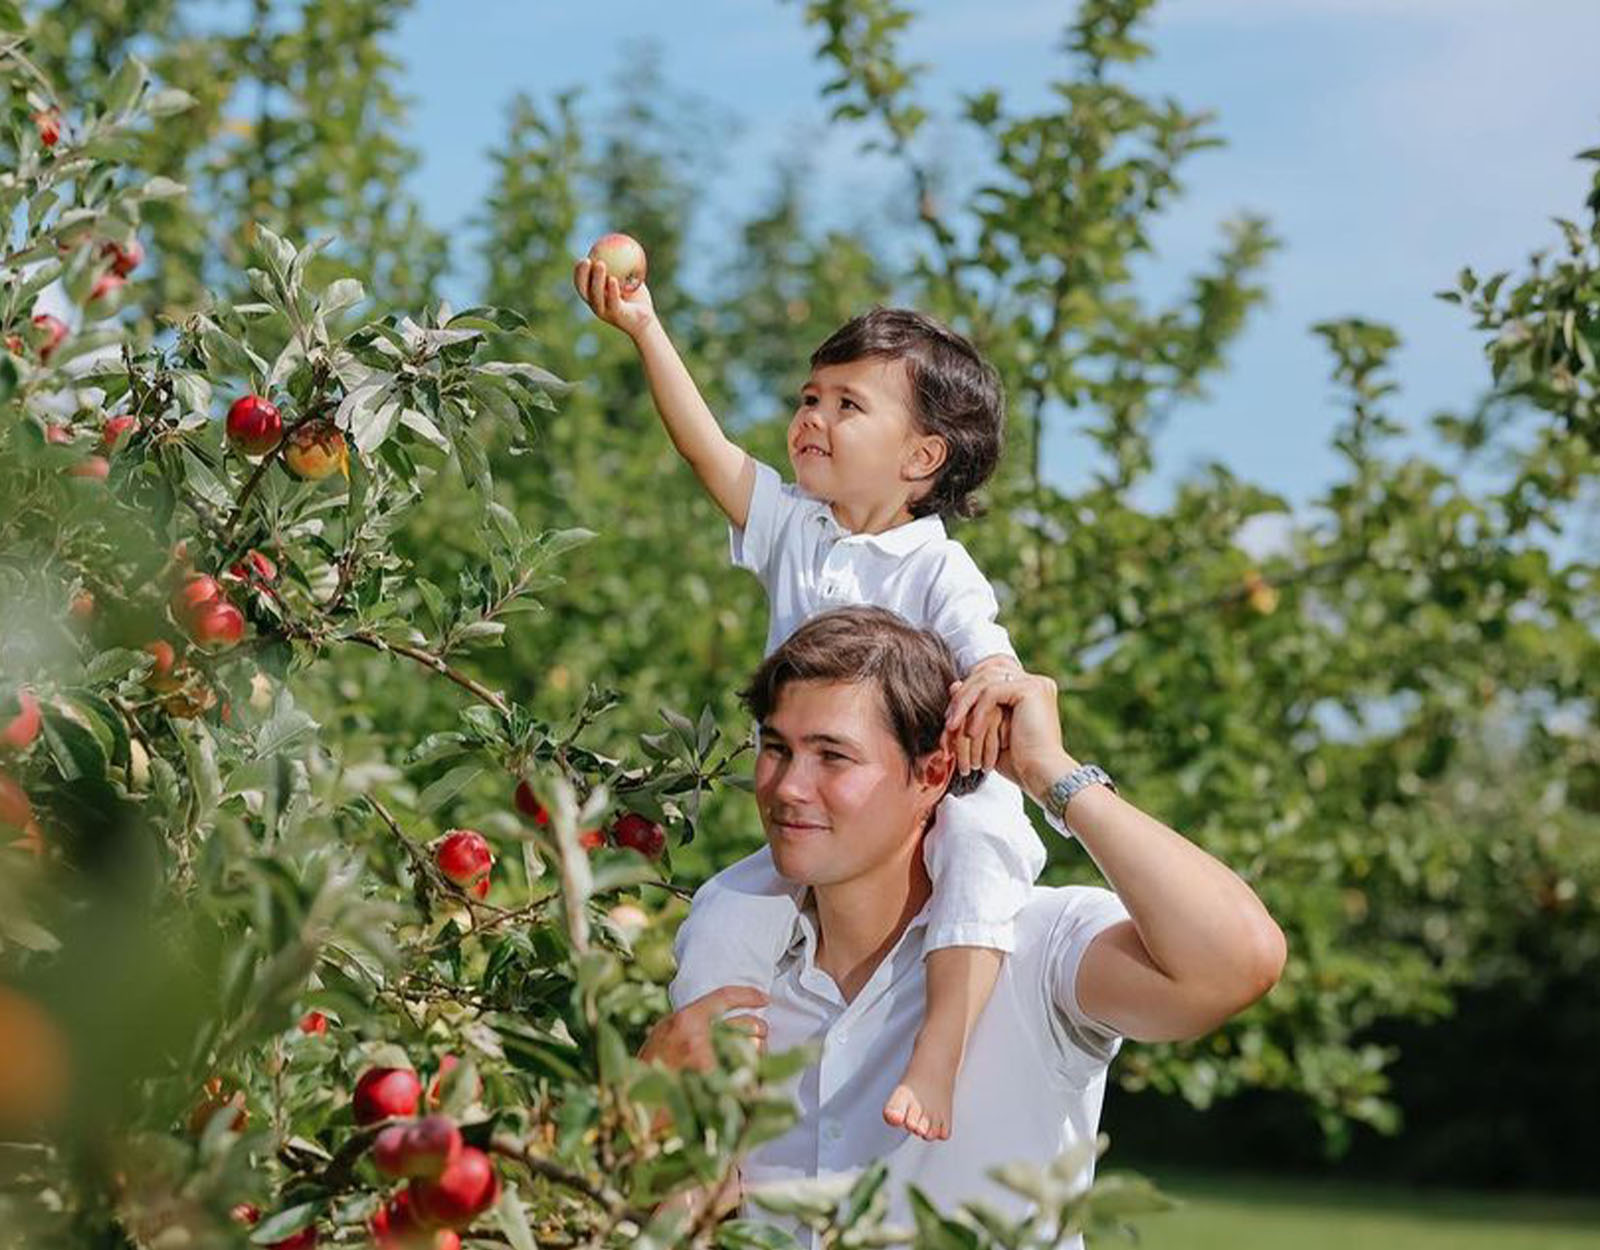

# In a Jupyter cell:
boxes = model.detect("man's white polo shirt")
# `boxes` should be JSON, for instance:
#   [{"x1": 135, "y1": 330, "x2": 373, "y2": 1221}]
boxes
[
  {"x1": 731, "y1": 459, "x2": 1015, "y2": 670},
  {"x1": 737, "y1": 884, "x2": 1131, "y2": 1247}
]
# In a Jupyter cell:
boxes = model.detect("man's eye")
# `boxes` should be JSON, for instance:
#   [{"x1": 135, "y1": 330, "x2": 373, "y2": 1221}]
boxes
[
  {"x1": 760, "y1": 742, "x2": 789, "y2": 757},
  {"x1": 821, "y1": 750, "x2": 850, "y2": 763}
]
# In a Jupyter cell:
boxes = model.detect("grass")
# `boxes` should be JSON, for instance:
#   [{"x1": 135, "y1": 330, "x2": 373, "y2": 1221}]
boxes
[{"x1": 1120, "y1": 1168, "x2": 1600, "y2": 1250}]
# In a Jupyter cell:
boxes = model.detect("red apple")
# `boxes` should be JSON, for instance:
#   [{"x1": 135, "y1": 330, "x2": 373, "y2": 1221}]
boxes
[
  {"x1": 579, "y1": 828, "x2": 606, "y2": 852},
  {"x1": 1, "y1": 691, "x2": 41, "y2": 752},
  {"x1": 425, "y1": 1054, "x2": 483, "y2": 1109},
  {"x1": 187, "y1": 599, "x2": 245, "y2": 651},
  {"x1": 230, "y1": 1203, "x2": 261, "y2": 1226},
  {"x1": 143, "y1": 640, "x2": 179, "y2": 689},
  {"x1": 102, "y1": 238, "x2": 144, "y2": 277},
  {"x1": 298, "y1": 1010, "x2": 328, "y2": 1036},
  {"x1": 371, "y1": 1190, "x2": 461, "y2": 1250},
  {"x1": 33, "y1": 108, "x2": 60, "y2": 147},
  {"x1": 87, "y1": 272, "x2": 125, "y2": 307},
  {"x1": 227, "y1": 549, "x2": 278, "y2": 584},
  {"x1": 0, "y1": 772, "x2": 32, "y2": 830},
  {"x1": 283, "y1": 419, "x2": 348, "y2": 480},
  {"x1": 409, "y1": 1146, "x2": 499, "y2": 1229},
  {"x1": 513, "y1": 779, "x2": 549, "y2": 825},
  {"x1": 226, "y1": 394, "x2": 283, "y2": 457},
  {"x1": 399, "y1": 1115, "x2": 463, "y2": 1181},
  {"x1": 31, "y1": 314, "x2": 68, "y2": 363},
  {"x1": 44, "y1": 423, "x2": 74, "y2": 445},
  {"x1": 171, "y1": 574, "x2": 221, "y2": 618},
  {"x1": 587, "y1": 232, "x2": 648, "y2": 293},
  {"x1": 68, "y1": 590, "x2": 94, "y2": 621},
  {"x1": 65, "y1": 455, "x2": 110, "y2": 480},
  {"x1": 353, "y1": 1066, "x2": 422, "y2": 1125},
  {"x1": 611, "y1": 812, "x2": 666, "y2": 860},
  {"x1": 372, "y1": 1123, "x2": 413, "y2": 1179},
  {"x1": 100, "y1": 414, "x2": 137, "y2": 452},
  {"x1": 434, "y1": 830, "x2": 492, "y2": 899}
]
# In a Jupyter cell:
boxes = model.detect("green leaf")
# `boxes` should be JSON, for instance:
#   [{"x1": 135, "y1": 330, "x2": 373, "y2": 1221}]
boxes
[
  {"x1": 417, "y1": 762, "x2": 485, "y2": 814},
  {"x1": 494, "y1": 1184, "x2": 538, "y2": 1250},
  {"x1": 250, "y1": 1203, "x2": 319, "y2": 1244},
  {"x1": 103, "y1": 56, "x2": 147, "y2": 118},
  {"x1": 40, "y1": 705, "x2": 108, "y2": 782},
  {"x1": 145, "y1": 87, "x2": 194, "y2": 117}
]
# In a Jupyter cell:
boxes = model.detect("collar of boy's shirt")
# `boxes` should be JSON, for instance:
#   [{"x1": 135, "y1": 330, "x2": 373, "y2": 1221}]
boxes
[{"x1": 813, "y1": 508, "x2": 946, "y2": 556}]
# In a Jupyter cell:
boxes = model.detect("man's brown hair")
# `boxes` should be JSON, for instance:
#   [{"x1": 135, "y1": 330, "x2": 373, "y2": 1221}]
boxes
[
  {"x1": 740, "y1": 606, "x2": 982, "y2": 797},
  {"x1": 810, "y1": 307, "x2": 1004, "y2": 522}
]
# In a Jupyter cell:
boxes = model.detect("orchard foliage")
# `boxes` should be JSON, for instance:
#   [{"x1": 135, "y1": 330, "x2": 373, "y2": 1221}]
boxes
[{"x1": 0, "y1": 13, "x2": 1165, "y2": 1250}]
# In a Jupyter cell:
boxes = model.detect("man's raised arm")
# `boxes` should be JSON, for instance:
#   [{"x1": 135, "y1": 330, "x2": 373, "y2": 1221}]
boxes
[{"x1": 947, "y1": 668, "x2": 1287, "y2": 1043}]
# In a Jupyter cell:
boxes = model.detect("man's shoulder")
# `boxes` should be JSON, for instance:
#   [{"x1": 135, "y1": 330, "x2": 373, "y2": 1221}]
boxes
[{"x1": 1014, "y1": 884, "x2": 1127, "y2": 951}]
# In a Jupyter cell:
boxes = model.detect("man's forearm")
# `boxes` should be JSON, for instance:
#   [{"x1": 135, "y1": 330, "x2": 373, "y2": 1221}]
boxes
[
  {"x1": 631, "y1": 320, "x2": 750, "y2": 522},
  {"x1": 1019, "y1": 750, "x2": 1284, "y2": 1005}
]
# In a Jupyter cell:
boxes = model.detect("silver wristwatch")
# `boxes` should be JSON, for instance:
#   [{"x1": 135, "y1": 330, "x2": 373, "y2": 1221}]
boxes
[{"x1": 1042, "y1": 763, "x2": 1116, "y2": 836}]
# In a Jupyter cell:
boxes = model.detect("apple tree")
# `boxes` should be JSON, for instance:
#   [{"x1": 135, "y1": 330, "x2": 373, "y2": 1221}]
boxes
[{"x1": 0, "y1": 21, "x2": 1167, "y2": 1250}]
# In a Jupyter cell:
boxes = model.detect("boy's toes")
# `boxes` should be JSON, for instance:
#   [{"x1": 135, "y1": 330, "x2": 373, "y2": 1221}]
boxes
[{"x1": 883, "y1": 1084, "x2": 915, "y2": 1128}]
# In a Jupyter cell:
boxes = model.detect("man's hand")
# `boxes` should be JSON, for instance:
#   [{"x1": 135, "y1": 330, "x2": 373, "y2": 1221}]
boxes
[
  {"x1": 573, "y1": 257, "x2": 658, "y2": 341},
  {"x1": 639, "y1": 986, "x2": 770, "y2": 1071},
  {"x1": 945, "y1": 666, "x2": 1076, "y2": 802}
]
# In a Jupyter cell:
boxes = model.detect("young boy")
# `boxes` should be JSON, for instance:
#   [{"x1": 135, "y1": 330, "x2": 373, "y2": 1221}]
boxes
[{"x1": 573, "y1": 257, "x2": 1048, "y2": 1141}]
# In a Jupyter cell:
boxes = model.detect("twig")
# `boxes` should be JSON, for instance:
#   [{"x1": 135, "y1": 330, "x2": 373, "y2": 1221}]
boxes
[{"x1": 345, "y1": 630, "x2": 511, "y2": 718}]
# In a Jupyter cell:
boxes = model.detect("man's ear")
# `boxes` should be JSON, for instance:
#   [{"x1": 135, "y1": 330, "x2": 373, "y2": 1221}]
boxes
[{"x1": 915, "y1": 740, "x2": 957, "y2": 796}]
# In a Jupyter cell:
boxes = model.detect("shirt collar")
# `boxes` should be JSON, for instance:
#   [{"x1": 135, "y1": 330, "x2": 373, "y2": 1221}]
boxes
[
  {"x1": 814, "y1": 508, "x2": 946, "y2": 556},
  {"x1": 786, "y1": 889, "x2": 934, "y2": 975}
]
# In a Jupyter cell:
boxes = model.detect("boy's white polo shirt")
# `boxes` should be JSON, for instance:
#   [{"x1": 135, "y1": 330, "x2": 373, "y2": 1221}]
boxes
[
  {"x1": 731, "y1": 459, "x2": 1016, "y2": 670},
  {"x1": 734, "y1": 885, "x2": 1130, "y2": 1248}
]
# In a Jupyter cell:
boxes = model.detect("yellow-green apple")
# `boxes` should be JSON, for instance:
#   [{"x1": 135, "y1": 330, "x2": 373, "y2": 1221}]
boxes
[{"x1": 587, "y1": 232, "x2": 647, "y2": 292}]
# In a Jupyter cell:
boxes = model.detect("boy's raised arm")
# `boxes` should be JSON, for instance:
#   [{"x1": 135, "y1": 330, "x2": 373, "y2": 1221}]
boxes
[{"x1": 574, "y1": 257, "x2": 756, "y2": 528}]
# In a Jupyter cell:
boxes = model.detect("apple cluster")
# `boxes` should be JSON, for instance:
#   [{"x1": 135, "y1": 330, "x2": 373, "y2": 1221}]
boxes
[{"x1": 353, "y1": 1065, "x2": 499, "y2": 1245}]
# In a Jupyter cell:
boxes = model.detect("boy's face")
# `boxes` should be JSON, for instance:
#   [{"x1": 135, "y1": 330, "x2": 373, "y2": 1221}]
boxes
[{"x1": 788, "y1": 356, "x2": 943, "y2": 517}]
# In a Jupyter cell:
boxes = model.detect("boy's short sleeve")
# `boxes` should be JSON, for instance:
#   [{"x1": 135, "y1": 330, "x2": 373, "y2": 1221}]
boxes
[
  {"x1": 728, "y1": 459, "x2": 790, "y2": 584},
  {"x1": 926, "y1": 544, "x2": 1017, "y2": 672}
]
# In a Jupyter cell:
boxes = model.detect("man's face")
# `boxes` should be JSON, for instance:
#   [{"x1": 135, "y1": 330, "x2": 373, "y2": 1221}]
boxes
[
  {"x1": 754, "y1": 678, "x2": 950, "y2": 887},
  {"x1": 787, "y1": 357, "x2": 936, "y2": 511}
]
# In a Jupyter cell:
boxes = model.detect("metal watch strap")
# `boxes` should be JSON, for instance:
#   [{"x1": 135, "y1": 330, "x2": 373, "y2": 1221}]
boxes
[{"x1": 1043, "y1": 763, "x2": 1116, "y2": 834}]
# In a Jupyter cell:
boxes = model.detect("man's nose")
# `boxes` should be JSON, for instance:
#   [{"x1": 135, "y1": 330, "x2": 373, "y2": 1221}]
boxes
[{"x1": 771, "y1": 757, "x2": 815, "y2": 804}]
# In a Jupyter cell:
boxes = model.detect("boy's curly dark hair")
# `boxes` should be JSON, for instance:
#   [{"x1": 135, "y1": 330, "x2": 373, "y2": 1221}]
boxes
[{"x1": 810, "y1": 307, "x2": 1005, "y2": 521}]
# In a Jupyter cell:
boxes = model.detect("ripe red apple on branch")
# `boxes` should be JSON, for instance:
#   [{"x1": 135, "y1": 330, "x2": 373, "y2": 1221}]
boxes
[
  {"x1": 353, "y1": 1066, "x2": 423, "y2": 1126},
  {"x1": 225, "y1": 394, "x2": 282, "y2": 457},
  {"x1": 611, "y1": 812, "x2": 666, "y2": 860},
  {"x1": 371, "y1": 1190, "x2": 461, "y2": 1250},
  {"x1": 101, "y1": 238, "x2": 143, "y2": 277},
  {"x1": 586, "y1": 232, "x2": 647, "y2": 292},
  {"x1": 1, "y1": 691, "x2": 41, "y2": 752},
  {"x1": 31, "y1": 314, "x2": 68, "y2": 363},
  {"x1": 408, "y1": 1145, "x2": 500, "y2": 1229},
  {"x1": 100, "y1": 414, "x2": 137, "y2": 453},
  {"x1": 371, "y1": 1114, "x2": 463, "y2": 1181},
  {"x1": 32, "y1": 107, "x2": 60, "y2": 147},
  {"x1": 434, "y1": 829, "x2": 492, "y2": 899},
  {"x1": 87, "y1": 272, "x2": 124, "y2": 308},
  {"x1": 426, "y1": 1054, "x2": 483, "y2": 1110}
]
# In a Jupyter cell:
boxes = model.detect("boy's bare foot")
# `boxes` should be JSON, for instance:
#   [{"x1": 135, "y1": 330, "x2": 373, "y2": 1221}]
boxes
[{"x1": 882, "y1": 1048, "x2": 956, "y2": 1141}]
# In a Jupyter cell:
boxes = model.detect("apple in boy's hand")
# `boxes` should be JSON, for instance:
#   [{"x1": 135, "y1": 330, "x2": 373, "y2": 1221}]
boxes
[{"x1": 587, "y1": 233, "x2": 647, "y2": 292}]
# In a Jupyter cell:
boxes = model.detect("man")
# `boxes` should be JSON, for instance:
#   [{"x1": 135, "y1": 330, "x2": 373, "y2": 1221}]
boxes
[{"x1": 643, "y1": 607, "x2": 1286, "y2": 1241}]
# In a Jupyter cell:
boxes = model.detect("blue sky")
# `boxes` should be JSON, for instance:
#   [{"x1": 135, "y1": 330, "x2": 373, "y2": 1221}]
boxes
[{"x1": 390, "y1": 0, "x2": 1600, "y2": 522}]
